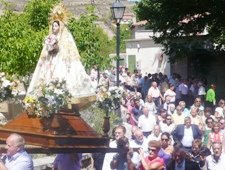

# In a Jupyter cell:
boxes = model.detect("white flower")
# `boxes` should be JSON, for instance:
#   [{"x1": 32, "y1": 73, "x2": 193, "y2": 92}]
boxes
[
  {"x1": 54, "y1": 89, "x2": 63, "y2": 95},
  {"x1": 23, "y1": 80, "x2": 71, "y2": 117},
  {"x1": 2, "y1": 78, "x2": 11, "y2": 87},
  {"x1": 0, "y1": 72, "x2": 5, "y2": 78},
  {"x1": 11, "y1": 89, "x2": 19, "y2": 96}
]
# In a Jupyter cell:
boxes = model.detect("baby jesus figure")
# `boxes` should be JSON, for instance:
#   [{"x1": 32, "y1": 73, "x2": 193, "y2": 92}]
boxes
[{"x1": 45, "y1": 34, "x2": 58, "y2": 53}]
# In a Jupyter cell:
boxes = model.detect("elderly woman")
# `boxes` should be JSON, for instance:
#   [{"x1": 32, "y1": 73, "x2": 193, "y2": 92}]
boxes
[
  {"x1": 139, "y1": 140, "x2": 164, "y2": 170},
  {"x1": 158, "y1": 132, "x2": 173, "y2": 169},
  {"x1": 208, "y1": 122, "x2": 224, "y2": 150}
]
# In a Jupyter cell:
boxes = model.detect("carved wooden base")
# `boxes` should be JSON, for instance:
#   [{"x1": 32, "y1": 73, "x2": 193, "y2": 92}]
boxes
[
  {"x1": 0, "y1": 111, "x2": 109, "y2": 153},
  {"x1": 102, "y1": 116, "x2": 110, "y2": 138}
]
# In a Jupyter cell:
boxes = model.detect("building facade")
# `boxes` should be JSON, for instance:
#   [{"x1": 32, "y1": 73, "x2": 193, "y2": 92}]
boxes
[{"x1": 125, "y1": 22, "x2": 170, "y2": 76}]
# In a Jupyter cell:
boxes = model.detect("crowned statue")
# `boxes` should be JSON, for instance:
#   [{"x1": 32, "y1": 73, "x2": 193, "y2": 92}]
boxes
[{"x1": 26, "y1": 3, "x2": 96, "y2": 113}]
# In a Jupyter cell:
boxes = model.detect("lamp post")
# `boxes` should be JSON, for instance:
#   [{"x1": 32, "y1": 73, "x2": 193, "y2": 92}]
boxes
[
  {"x1": 102, "y1": 0, "x2": 126, "y2": 138},
  {"x1": 111, "y1": 0, "x2": 126, "y2": 87}
]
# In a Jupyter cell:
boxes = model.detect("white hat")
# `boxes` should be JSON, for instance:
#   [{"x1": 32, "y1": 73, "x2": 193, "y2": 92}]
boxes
[{"x1": 215, "y1": 107, "x2": 224, "y2": 117}]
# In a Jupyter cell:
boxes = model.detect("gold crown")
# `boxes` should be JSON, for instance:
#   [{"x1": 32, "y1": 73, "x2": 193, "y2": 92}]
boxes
[{"x1": 49, "y1": 3, "x2": 70, "y2": 24}]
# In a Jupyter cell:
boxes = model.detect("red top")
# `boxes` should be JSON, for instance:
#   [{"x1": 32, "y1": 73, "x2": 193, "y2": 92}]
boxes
[{"x1": 140, "y1": 156, "x2": 164, "y2": 170}]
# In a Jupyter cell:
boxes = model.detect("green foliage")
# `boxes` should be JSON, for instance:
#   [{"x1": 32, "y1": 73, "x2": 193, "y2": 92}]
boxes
[
  {"x1": 0, "y1": 0, "x2": 60, "y2": 75},
  {"x1": 81, "y1": 106, "x2": 121, "y2": 135},
  {"x1": 0, "y1": 1, "x2": 114, "y2": 75},
  {"x1": 135, "y1": 0, "x2": 225, "y2": 62},
  {"x1": 24, "y1": 0, "x2": 59, "y2": 30},
  {"x1": 110, "y1": 24, "x2": 132, "y2": 53},
  {"x1": 0, "y1": 10, "x2": 45, "y2": 75},
  {"x1": 68, "y1": 6, "x2": 113, "y2": 71},
  {"x1": 120, "y1": 24, "x2": 132, "y2": 52}
]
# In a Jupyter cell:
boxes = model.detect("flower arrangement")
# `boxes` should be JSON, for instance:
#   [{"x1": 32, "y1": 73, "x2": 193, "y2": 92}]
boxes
[
  {"x1": 96, "y1": 85, "x2": 125, "y2": 116},
  {"x1": 0, "y1": 72, "x2": 22, "y2": 102},
  {"x1": 23, "y1": 80, "x2": 71, "y2": 117},
  {"x1": 45, "y1": 34, "x2": 58, "y2": 52}
]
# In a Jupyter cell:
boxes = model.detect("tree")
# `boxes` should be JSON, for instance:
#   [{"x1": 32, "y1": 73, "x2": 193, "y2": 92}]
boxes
[
  {"x1": 0, "y1": 1, "x2": 113, "y2": 75},
  {"x1": 0, "y1": 10, "x2": 44, "y2": 75},
  {"x1": 25, "y1": 0, "x2": 60, "y2": 30},
  {"x1": 110, "y1": 24, "x2": 132, "y2": 53},
  {"x1": 0, "y1": 0, "x2": 59, "y2": 75},
  {"x1": 135, "y1": 0, "x2": 225, "y2": 63},
  {"x1": 69, "y1": 6, "x2": 113, "y2": 71}
]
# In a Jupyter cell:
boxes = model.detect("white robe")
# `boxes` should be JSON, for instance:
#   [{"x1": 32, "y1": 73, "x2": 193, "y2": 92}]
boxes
[{"x1": 27, "y1": 23, "x2": 95, "y2": 98}]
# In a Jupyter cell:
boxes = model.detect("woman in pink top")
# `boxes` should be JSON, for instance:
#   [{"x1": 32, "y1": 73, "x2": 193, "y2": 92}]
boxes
[
  {"x1": 139, "y1": 140, "x2": 164, "y2": 170},
  {"x1": 208, "y1": 122, "x2": 224, "y2": 150},
  {"x1": 164, "y1": 84, "x2": 176, "y2": 103}
]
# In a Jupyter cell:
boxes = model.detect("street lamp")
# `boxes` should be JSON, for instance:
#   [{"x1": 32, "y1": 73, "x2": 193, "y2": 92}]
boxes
[
  {"x1": 102, "y1": 0, "x2": 126, "y2": 138},
  {"x1": 111, "y1": 0, "x2": 126, "y2": 86}
]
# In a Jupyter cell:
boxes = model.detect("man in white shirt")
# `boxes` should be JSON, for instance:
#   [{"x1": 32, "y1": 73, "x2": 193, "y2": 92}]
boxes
[
  {"x1": 138, "y1": 107, "x2": 156, "y2": 137},
  {"x1": 102, "y1": 125, "x2": 126, "y2": 170},
  {"x1": 148, "y1": 81, "x2": 163, "y2": 107},
  {"x1": 147, "y1": 125, "x2": 162, "y2": 143},
  {"x1": 159, "y1": 115, "x2": 175, "y2": 134},
  {"x1": 0, "y1": 133, "x2": 33, "y2": 170},
  {"x1": 129, "y1": 129, "x2": 148, "y2": 168},
  {"x1": 206, "y1": 142, "x2": 225, "y2": 170},
  {"x1": 144, "y1": 95, "x2": 157, "y2": 115},
  {"x1": 198, "y1": 82, "x2": 206, "y2": 102},
  {"x1": 172, "y1": 117, "x2": 202, "y2": 152}
]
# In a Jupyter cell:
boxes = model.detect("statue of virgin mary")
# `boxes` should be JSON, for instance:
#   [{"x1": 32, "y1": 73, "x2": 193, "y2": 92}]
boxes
[{"x1": 27, "y1": 4, "x2": 95, "y2": 107}]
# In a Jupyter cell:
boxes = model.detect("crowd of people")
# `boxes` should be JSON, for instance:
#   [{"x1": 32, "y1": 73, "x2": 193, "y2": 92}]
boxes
[
  {"x1": 0, "y1": 66, "x2": 222, "y2": 170},
  {"x1": 2, "y1": 2, "x2": 224, "y2": 169},
  {"x1": 91, "y1": 66, "x2": 225, "y2": 170}
]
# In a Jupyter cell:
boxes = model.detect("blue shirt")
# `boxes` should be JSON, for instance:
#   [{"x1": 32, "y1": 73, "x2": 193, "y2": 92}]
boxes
[
  {"x1": 53, "y1": 154, "x2": 82, "y2": 170},
  {"x1": 175, "y1": 160, "x2": 185, "y2": 170},
  {"x1": 5, "y1": 150, "x2": 33, "y2": 170},
  {"x1": 158, "y1": 148, "x2": 172, "y2": 164}
]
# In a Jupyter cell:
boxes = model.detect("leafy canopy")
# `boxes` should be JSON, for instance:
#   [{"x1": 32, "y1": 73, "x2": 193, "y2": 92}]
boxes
[
  {"x1": 0, "y1": 0, "x2": 114, "y2": 75},
  {"x1": 69, "y1": 6, "x2": 112, "y2": 71},
  {"x1": 135, "y1": 0, "x2": 225, "y2": 62},
  {"x1": 0, "y1": 0, "x2": 59, "y2": 75}
]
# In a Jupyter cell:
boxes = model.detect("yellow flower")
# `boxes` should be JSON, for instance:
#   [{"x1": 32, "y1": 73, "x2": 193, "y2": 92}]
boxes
[{"x1": 24, "y1": 96, "x2": 36, "y2": 103}]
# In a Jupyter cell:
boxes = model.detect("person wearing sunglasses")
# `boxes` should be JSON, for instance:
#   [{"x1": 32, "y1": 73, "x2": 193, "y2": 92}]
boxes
[
  {"x1": 158, "y1": 132, "x2": 174, "y2": 169},
  {"x1": 186, "y1": 139, "x2": 210, "y2": 169},
  {"x1": 219, "y1": 118, "x2": 225, "y2": 135},
  {"x1": 190, "y1": 97, "x2": 204, "y2": 114},
  {"x1": 139, "y1": 140, "x2": 164, "y2": 170},
  {"x1": 159, "y1": 115, "x2": 175, "y2": 134},
  {"x1": 102, "y1": 125, "x2": 126, "y2": 170},
  {"x1": 172, "y1": 105, "x2": 186, "y2": 126}
]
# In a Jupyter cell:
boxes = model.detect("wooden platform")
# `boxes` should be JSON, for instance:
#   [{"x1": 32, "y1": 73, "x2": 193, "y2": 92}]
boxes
[{"x1": 0, "y1": 111, "x2": 110, "y2": 153}]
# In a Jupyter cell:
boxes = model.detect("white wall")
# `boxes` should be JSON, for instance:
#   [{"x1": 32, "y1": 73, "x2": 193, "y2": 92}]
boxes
[
  {"x1": 126, "y1": 38, "x2": 170, "y2": 76},
  {"x1": 135, "y1": 30, "x2": 155, "y2": 39}
]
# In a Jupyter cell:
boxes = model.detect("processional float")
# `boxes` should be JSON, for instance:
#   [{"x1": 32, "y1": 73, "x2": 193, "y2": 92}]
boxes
[
  {"x1": 0, "y1": 96, "x2": 111, "y2": 153},
  {"x1": 0, "y1": 3, "x2": 112, "y2": 153}
]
